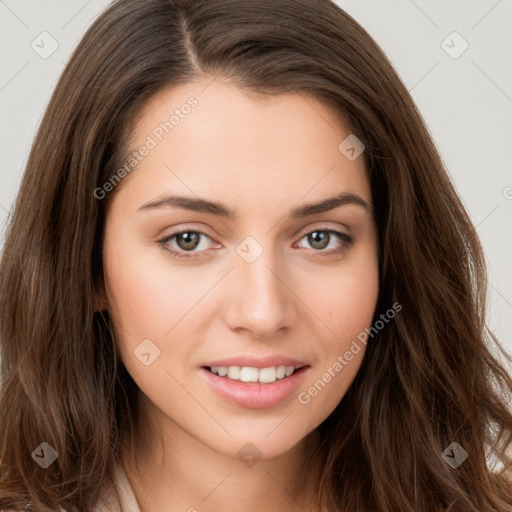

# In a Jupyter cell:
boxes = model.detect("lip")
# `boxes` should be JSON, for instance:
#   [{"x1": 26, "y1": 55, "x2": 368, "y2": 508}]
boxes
[
  {"x1": 199, "y1": 365, "x2": 310, "y2": 409},
  {"x1": 202, "y1": 355, "x2": 308, "y2": 369}
]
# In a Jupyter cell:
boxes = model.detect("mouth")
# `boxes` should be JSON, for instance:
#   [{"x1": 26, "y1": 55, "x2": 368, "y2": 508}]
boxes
[
  {"x1": 199, "y1": 364, "x2": 311, "y2": 409},
  {"x1": 202, "y1": 364, "x2": 307, "y2": 384}
]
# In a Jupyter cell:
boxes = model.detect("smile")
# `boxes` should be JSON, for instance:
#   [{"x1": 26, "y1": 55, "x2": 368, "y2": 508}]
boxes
[
  {"x1": 199, "y1": 365, "x2": 310, "y2": 409},
  {"x1": 206, "y1": 364, "x2": 303, "y2": 383}
]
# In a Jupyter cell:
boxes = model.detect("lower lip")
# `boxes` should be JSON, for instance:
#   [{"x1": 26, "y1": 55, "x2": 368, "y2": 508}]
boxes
[{"x1": 199, "y1": 366, "x2": 310, "y2": 409}]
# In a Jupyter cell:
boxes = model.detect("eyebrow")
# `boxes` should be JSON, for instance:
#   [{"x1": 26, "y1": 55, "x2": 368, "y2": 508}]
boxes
[{"x1": 138, "y1": 191, "x2": 372, "y2": 219}]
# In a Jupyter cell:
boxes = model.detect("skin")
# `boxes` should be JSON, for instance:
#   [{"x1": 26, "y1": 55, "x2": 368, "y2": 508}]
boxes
[{"x1": 97, "y1": 76, "x2": 379, "y2": 512}]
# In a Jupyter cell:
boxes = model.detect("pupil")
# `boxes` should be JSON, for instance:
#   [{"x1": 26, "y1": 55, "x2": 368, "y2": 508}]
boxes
[
  {"x1": 309, "y1": 231, "x2": 328, "y2": 249},
  {"x1": 179, "y1": 232, "x2": 200, "y2": 250}
]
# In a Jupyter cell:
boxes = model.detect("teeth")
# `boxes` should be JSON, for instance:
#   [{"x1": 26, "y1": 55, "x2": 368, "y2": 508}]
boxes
[
  {"x1": 258, "y1": 367, "x2": 277, "y2": 383},
  {"x1": 227, "y1": 366, "x2": 240, "y2": 379},
  {"x1": 216, "y1": 366, "x2": 228, "y2": 377},
  {"x1": 240, "y1": 367, "x2": 259, "y2": 382},
  {"x1": 208, "y1": 365, "x2": 300, "y2": 383}
]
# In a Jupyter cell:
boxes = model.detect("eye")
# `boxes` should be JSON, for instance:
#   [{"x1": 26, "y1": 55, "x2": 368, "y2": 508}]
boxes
[
  {"x1": 157, "y1": 227, "x2": 355, "y2": 259},
  {"x1": 157, "y1": 229, "x2": 216, "y2": 258},
  {"x1": 295, "y1": 228, "x2": 355, "y2": 257}
]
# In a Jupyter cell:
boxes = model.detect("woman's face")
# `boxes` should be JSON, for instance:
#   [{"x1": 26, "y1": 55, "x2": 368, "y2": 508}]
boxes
[{"x1": 100, "y1": 77, "x2": 379, "y2": 460}]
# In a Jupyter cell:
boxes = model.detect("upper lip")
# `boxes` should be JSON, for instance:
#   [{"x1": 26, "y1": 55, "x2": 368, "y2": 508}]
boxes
[{"x1": 202, "y1": 355, "x2": 309, "y2": 369}]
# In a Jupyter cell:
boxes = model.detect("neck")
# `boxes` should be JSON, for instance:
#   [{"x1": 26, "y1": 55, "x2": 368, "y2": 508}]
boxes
[{"x1": 120, "y1": 396, "x2": 321, "y2": 512}]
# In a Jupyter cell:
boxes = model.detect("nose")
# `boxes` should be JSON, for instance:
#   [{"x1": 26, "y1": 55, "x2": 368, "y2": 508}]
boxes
[{"x1": 223, "y1": 249, "x2": 298, "y2": 339}]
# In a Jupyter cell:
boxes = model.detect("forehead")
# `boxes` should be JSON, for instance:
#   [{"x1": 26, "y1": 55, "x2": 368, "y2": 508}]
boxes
[
  {"x1": 131, "y1": 77, "x2": 350, "y2": 147},
  {"x1": 111, "y1": 77, "x2": 370, "y2": 217}
]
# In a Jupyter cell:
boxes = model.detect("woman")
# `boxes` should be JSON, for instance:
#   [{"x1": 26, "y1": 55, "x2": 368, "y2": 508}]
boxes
[{"x1": 1, "y1": 0, "x2": 511, "y2": 511}]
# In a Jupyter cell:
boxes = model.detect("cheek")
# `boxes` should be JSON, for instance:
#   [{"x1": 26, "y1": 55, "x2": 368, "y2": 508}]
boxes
[
  {"x1": 312, "y1": 257, "x2": 379, "y2": 346},
  {"x1": 103, "y1": 239, "x2": 197, "y2": 336},
  {"x1": 297, "y1": 255, "x2": 378, "y2": 411},
  {"x1": 334, "y1": 272, "x2": 379, "y2": 339},
  {"x1": 103, "y1": 239, "x2": 220, "y2": 381},
  {"x1": 296, "y1": 277, "x2": 378, "y2": 427}
]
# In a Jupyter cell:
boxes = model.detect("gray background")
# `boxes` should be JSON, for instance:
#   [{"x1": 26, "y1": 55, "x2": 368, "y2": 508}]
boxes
[{"x1": 1, "y1": 0, "x2": 511, "y2": 353}]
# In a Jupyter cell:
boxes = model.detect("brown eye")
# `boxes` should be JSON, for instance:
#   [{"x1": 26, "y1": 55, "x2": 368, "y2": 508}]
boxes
[
  {"x1": 306, "y1": 231, "x2": 330, "y2": 250},
  {"x1": 174, "y1": 232, "x2": 201, "y2": 251},
  {"x1": 296, "y1": 229, "x2": 354, "y2": 256},
  {"x1": 158, "y1": 229, "x2": 214, "y2": 258}
]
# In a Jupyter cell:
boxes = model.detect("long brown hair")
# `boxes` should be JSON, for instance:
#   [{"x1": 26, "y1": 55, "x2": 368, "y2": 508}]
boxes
[{"x1": 1, "y1": 0, "x2": 511, "y2": 510}]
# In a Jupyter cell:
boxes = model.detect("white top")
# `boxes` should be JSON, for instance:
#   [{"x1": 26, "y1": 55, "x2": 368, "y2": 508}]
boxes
[{"x1": 94, "y1": 462, "x2": 142, "y2": 512}]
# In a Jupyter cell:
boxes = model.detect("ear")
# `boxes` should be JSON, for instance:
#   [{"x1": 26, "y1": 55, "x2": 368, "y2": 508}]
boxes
[{"x1": 93, "y1": 273, "x2": 109, "y2": 312}]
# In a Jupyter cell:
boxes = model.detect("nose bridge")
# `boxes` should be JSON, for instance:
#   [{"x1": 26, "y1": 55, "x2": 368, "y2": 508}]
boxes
[{"x1": 224, "y1": 234, "x2": 296, "y2": 336}]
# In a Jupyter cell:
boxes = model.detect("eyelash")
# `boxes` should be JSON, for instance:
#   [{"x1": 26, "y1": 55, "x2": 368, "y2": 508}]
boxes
[{"x1": 157, "y1": 227, "x2": 355, "y2": 259}]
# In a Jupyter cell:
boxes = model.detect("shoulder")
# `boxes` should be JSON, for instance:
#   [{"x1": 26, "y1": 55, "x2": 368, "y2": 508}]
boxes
[{"x1": 111, "y1": 461, "x2": 141, "y2": 512}]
